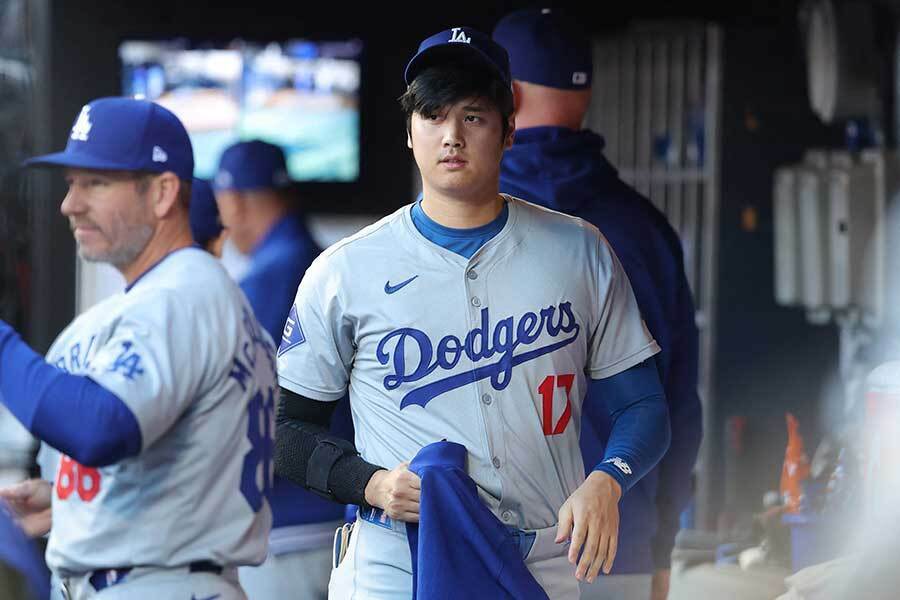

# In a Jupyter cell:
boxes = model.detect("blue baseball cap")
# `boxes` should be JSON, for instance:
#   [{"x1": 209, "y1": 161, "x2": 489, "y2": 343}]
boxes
[
  {"x1": 492, "y1": 8, "x2": 592, "y2": 90},
  {"x1": 404, "y1": 26, "x2": 511, "y2": 86},
  {"x1": 213, "y1": 140, "x2": 291, "y2": 192},
  {"x1": 188, "y1": 178, "x2": 222, "y2": 247},
  {"x1": 24, "y1": 97, "x2": 194, "y2": 180}
]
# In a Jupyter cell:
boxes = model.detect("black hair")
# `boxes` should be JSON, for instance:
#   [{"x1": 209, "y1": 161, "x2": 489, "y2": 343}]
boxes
[{"x1": 399, "y1": 61, "x2": 514, "y2": 141}]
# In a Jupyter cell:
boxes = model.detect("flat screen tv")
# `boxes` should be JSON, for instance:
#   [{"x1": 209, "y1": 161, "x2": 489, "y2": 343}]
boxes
[{"x1": 119, "y1": 38, "x2": 362, "y2": 182}]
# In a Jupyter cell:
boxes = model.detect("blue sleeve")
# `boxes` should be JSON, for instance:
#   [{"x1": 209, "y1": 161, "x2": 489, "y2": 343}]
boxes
[
  {"x1": 652, "y1": 281, "x2": 703, "y2": 568},
  {"x1": 0, "y1": 321, "x2": 142, "y2": 467},
  {"x1": 590, "y1": 360, "x2": 671, "y2": 494}
]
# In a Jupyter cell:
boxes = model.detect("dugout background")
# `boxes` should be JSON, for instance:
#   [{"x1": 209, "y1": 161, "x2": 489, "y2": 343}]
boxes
[{"x1": 3, "y1": 0, "x2": 891, "y2": 533}]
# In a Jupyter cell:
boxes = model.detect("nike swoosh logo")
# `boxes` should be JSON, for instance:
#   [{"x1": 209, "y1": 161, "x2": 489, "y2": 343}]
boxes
[
  {"x1": 191, "y1": 595, "x2": 221, "y2": 600},
  {"x1": 384, "y1": 275, "x2": 418, "y2": 294}
]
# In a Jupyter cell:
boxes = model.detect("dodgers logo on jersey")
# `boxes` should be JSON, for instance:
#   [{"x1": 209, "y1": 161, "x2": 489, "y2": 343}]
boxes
[
  {"x1": 376, "y1": 301, "x2": 580, "y2": 409},
  {"x1": 278, "y1": 305, "x2": 306, "y2": 357}
]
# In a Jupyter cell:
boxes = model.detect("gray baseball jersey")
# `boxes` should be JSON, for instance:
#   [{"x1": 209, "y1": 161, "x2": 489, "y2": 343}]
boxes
[
  {"x1": 278, "y1": 197, "x2": 658, "y2": 531},
  {"x1": 42, "y1": 247, "x2": 274, "y2": 575}
]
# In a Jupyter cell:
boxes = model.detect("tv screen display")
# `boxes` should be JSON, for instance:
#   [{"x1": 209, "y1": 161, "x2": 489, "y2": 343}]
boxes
[{"x1": 119, "y1": 38, "x2": 362, "y2": 182}]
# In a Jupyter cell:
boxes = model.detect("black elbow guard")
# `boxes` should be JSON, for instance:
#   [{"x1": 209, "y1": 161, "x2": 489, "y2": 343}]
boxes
[
  {"x1": 307, "y1": 436, "x2": 357, "y2": 500},
  {"x1": 275, "y1": 419, "x2": 358, "y2": 502}
]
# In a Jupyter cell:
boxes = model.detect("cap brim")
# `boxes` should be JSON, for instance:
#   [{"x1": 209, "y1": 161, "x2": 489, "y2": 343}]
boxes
[
  {"x1": 405, "y1": 44, "x2": 507, "y2": 85},
  {"x1": 23, "y1": 151, "x2": 149, "y2": 173}
]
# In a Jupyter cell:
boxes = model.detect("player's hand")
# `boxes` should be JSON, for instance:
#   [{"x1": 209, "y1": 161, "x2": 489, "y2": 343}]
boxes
[
  {"x1": 363, "y1": 462, "x2": 421, "y2": 523},
  {"x1": 0, "y1": 479, "x2": 53, "y2": 537},
  {"x1": 555, "y1": 470, "x2": 622, "y2": 583},
  {"x1": 651, "y1": 568, "x2": 670, "y2": 600}
]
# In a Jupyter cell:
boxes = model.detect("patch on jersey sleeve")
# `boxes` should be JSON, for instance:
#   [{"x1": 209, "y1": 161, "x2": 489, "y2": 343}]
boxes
[{"x1": 278, "y1": 305, "x2": 306, "y2": 356}]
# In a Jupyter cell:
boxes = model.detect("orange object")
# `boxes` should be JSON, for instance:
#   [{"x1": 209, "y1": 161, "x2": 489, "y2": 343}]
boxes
[{"x1": 780, "y1": 413, "x2": 810, "y2": 513}]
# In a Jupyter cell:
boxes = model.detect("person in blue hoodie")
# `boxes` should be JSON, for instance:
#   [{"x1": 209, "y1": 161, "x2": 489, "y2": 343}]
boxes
[
  {"x1": 494, "y1": 9, "x2": 703, "y2": 600},
  {"x1": 213, "y1": 140, "x2": 350, "y2": 600}
]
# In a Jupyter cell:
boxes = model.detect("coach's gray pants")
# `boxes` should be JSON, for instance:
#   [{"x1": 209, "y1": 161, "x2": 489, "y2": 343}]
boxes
[{"x1": 53, "y1": 565, "x2": 246, "y2": 600}]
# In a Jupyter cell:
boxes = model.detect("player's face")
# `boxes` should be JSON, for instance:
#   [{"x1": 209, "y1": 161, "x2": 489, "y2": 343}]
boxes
[
  {"x1": 214, "y1": 190, "x2": 252, "y2": 254},
  {"x1": 408, "y1": 96, "x2": 513, "y2": 199},
  {"x1": 60, "y1": 169, "x2": 155, "y2": 267}
]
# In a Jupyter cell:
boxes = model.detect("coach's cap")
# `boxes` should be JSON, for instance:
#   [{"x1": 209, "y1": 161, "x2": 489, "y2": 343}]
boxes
[
  {"x1": 213, "y1": 140, "x2": 291, "y2": 192},
  {"x1": 188, "y1": 178, "x2": 222, "y2": 247},
  {"x1": 24, "y1": 97, "x2": 194, "y2": 180},
  {"x1": 404, "y1": 26, "x2": 511, "y2": 85},
  {"x1": 492, "y1": 8, "x2": 592, "y2": 90}
]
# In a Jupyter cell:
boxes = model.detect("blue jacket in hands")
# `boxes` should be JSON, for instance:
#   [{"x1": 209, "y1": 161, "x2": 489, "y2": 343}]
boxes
[
  {"x1": 406, "y1": 441, "x2": 549, "y2": 600},
  {"x1": 500, "y1": 127, "x2": 703, "y2": 572}
]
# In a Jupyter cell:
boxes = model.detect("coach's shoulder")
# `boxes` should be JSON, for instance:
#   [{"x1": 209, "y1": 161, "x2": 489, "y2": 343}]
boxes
[{"x1": 130, "y1": 248, "x2": 237, "y2": 315}]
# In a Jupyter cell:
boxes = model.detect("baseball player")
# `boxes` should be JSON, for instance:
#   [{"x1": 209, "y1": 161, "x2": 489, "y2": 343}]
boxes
[
  {"x1": 493, "y1": 9, "x2": 703, "y2": 600},
  {"x1": 212, "y1": 140, "x2": 348, "y2": 600},
  {"x1": 274, "y1": 27, "x2": 671, "y2": 599},
  {"x1": 0, "y1": 97, "x2": 275, "y2": 599}
]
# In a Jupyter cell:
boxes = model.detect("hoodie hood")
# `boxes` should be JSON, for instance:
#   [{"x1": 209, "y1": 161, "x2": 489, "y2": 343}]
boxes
[{"x1": 500, "y1": 126, "x2": 622, "y2": 212}]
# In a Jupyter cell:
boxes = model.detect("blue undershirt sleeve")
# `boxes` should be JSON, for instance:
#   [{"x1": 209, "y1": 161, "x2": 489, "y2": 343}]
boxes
[
  {"x1": 590, "y1": 360, "x2": 671, "y2": 494},
  {"x1": 0, "y1": 321, "x2": 142, "y2": 467}
]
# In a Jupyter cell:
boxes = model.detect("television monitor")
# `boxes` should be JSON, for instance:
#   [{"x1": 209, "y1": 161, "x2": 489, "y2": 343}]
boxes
[{"x1": 119, "y1": 38, "x2": 362, "y2": 182}]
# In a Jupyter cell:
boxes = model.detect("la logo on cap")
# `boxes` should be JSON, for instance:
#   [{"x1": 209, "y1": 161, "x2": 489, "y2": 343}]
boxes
[
  {"x1": 70, "y1": 105, "x2": 92, "y2": 142},
  {"x1": 449, "y1": 27, "x2": 471, "y2": 43}
]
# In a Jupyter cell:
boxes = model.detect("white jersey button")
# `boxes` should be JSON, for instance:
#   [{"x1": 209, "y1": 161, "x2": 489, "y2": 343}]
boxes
[
  {"x1": 481, "y1": 393, "x2": 492, "y2": 405},
  {"x1": 492, "y1": 456, "x2": 501, "y2": 468},
  {"x1": 471, "y1": 297, "x2": 482, "y2": 307},
  {"x1": 467, "y1": 270, "x2": 478, "y2": 280},
  {"x1": 501, "y1": 510, "x2": 512, "y2": 522}
]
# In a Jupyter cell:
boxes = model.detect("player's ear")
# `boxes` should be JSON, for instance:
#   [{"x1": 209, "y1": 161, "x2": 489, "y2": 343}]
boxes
[
  {"x1": 150, "y1": 172, "x2": 182, "y2": 219},
  {"x1": 504, "y1": 115, "x2": 516, "y2": 150},
  {"x1": 511, "y1": 81, "x2": 522, "y2": 114}
]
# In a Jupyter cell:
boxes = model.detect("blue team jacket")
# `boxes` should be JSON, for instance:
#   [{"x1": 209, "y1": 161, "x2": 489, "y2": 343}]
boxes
[
  {"x1": 406, "y1": 441, "x2": 548, "y2": 600},
  {"x1": 500, "y1": 127, "x2": 702, "y2": 572},
  {"x1": 241, "y1": 215, "x2": 350, "y2": 528}
]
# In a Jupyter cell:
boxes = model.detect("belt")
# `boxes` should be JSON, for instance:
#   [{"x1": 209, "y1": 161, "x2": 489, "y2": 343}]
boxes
[
  {"x1": 89, "y1": 561, "x2": 223, "y2": 591},
  {"x1": 359, "y1": 507, "x2": 537, "y2": 559}
]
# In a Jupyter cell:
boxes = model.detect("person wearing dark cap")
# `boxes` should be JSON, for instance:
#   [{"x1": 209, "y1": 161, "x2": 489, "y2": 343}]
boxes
[
  {"x1": 274, "y1": 24, "x2": 670, "y2": 599},
  {"x1": 0, "y1": 97, "x2": 275, "y2": 599},
  {"x1": 212, "y1": 139, "x2": 344, "y2": 600},
  {"x1": 494, "y1": 8, "x2": 703, "y2": 600},
  {"x1": 189, "y1": 177, "x2": 226, "y2": 256},
  {"x1": 190, "y1": 175, "x2": 251, "y2": 279},
  {"x1": 213, "y1": 140, "x2": 321, "y2": 343}
]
